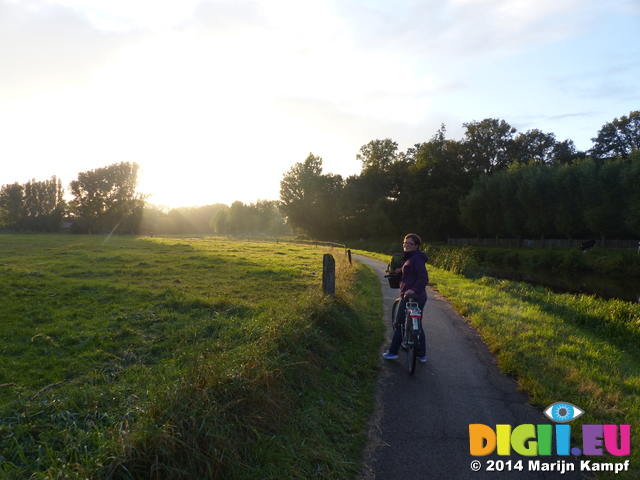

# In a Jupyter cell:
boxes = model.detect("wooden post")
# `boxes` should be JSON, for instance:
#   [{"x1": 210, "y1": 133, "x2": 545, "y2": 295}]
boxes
[
  {"x1": 322, "y1": 254, "x2": 335, "y2": 296},
  {"x1": 347, "y1": 249, "x2": 352, "y2": 265}
]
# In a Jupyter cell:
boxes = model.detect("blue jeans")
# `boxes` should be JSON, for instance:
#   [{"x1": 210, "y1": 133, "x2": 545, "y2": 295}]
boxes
[{"x1": 388, "y1": 297, "x2": 426, "y2": 357}]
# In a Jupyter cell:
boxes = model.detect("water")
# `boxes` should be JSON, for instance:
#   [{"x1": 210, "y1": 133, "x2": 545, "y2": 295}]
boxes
[{"x1": 485, "y1": 266, "x2": 640, "y2": 303}]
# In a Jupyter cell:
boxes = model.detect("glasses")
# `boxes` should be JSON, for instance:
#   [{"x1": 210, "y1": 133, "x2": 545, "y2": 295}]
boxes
[{"x1": 403, "y1": 241, "x2": 415, "y2": 246}]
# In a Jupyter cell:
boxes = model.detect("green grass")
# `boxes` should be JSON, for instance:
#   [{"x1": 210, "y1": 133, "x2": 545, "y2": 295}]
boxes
[
  {"x1": 0, "y1": 235, "x2": 384, "y2": 479},
  {"x1": 354, "y1": 247, "x2": 639, "y2": 479}
]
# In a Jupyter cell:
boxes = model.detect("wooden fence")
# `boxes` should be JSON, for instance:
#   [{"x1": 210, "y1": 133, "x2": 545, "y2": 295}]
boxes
[{"x1": 448, "y1": 238, "x2": 640, "y2": 250}]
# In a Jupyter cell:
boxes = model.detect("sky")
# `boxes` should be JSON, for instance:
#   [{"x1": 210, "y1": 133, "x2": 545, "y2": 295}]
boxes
[{"x1": 1, "y1": 0, "x2": 639, "y2": 209}]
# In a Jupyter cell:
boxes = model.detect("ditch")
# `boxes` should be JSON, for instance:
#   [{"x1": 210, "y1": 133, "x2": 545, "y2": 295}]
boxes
[{"x1": 484, "y1": 265, "x2": 639, "y2": 303}]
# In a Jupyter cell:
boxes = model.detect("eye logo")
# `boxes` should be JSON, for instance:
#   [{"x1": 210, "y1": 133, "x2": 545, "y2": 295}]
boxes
[{"x1": 543, "y1": 402, "x2": 584, "y2": 423}]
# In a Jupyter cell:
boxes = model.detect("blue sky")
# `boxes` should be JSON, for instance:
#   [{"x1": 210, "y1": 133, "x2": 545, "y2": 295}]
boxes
[{"x1": 1, "y1": 0, "x2": 638, "y2": 208}]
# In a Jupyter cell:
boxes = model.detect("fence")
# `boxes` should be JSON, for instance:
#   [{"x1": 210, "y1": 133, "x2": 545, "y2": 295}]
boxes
[
  {"x1": 448, "y1": 238, "x2": 640, "y2": 250},
  {"x1": 224, "y1": 234, "x2": 347, "y2": 251}
]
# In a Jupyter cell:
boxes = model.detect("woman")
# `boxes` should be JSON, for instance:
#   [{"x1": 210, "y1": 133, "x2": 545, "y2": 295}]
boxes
[{"x1": 383, "y1": 233, "x2": 429, "y2": 362}]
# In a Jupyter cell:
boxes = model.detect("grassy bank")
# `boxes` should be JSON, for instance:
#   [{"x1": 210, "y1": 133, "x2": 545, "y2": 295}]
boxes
[
  {"x1": 431, "y1": 271, "x2": 639, "y2": 479},
  {"x1": 354, "y1": 247, "x2": 639, "y2": 479},
  {"x1": 0, "y1": 235, "x2": 384, "y2": 479}
]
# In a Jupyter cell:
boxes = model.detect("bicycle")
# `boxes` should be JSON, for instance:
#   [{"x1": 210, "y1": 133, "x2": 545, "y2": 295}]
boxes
[{"x1": 391, "y1": 295, "x2": 423, "y2": 375}]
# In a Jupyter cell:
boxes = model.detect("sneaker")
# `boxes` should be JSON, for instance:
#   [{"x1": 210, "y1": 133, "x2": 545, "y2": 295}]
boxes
[
  {"x1": 418, "y1": 356, "x2": 427, "y2": 363},
  {"x1": 382, "y1": 351, "x2": 398, "y2": 360}
]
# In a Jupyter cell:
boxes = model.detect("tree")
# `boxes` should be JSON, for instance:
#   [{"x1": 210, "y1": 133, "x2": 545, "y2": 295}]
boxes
[
  {"x1": 228, "y1": 201, "x2": 249, "y2": 235},
  {"x1": 498, "y1": 165, "x2": 527, "y2": 239},
  {"x1": 0, "y1": 177, "x2": 67, "y2": 231},
  {"x1": 401, "y1": 126, "x2": 471, "y2": 240},
  {"x1": 212, "y1": 207, "x2": 230, "y2": 234},
  {"x1": 513, "y1": 129, "x2": 558, "y2": 164},
  {"x1": 0, "y1": 183, "x2": 24, "y2": 230},
  {"x1": 336, "y1": 138, "x2": 414, "y2": 239},
  {"x1": 517, "y1": 163, "x2": 556, "y2": 239},
  {"x1": 210, "y1": 201, "x2": 288, "y2": 236},
  {"x1": 139, "y1": 204, "x2": 170, "y2": 234},
  {"x1": 23, "y1": 176, "x2": 67, "y2": 231},
  {"x1": 590, "y1": 110, "x2": 640, "y2": 160},
  {"x1": 553, "y1": 162, "x2": 587, "y2": 240},
  {"x1": 622, "y1": 150, "x2": 640, "y2": 235},
  {"x1": 576, "y1": 159, "x2": 628, "y2": 241},
  {"x1": 462, "y1": 118, "x2": 517, "y2": 174},
  {"x1": 551, "y1": 139, "x2": 583, "y2": 165},
  {"x1": 336, "y1": 175, "x2": 372, "y2": 238},
  {"x1": 459, "y1": 175, "x2": 493, "y2": 237},
  {"x1": 279, "y1": 154, "x2": 342, "y2": 239},
  {"x1": 356, "y1": 138, "x2": 399, "y2": 174},
  {"x1": 459, "y1": 171, "x2": 516, "y2": 239},
  {"x1": 253, "y1": 200, "x2": 288, "y2": 236},
  {"x1": 480, "y1": 174, "x2": 508, "y2": 238},
  {"x1": 69, "y1": 162, "x2": 144, "y2": 233},
  {"x1": 364, "y1": 197, "x2": 395, "y2": 238}
]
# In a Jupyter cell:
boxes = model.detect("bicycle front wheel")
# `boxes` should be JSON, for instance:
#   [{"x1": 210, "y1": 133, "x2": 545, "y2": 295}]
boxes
[
  {"x1": 391, "y1": 299, "x2": 400, "y2": 328},
  {"x1": 406, "y1": 322, "x2": 417, "y2": 375},
  {"x1": 392, "y1": 299, "x2": 407, "y2": 350}
]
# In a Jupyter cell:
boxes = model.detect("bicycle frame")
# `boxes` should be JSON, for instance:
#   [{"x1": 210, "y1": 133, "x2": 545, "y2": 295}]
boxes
[
  {"x1": 400, "y1": 297, "x2": 422, "y2": 375},
  {"x1": 405, "y1": 301, "x2": 422, "y2": 335}
]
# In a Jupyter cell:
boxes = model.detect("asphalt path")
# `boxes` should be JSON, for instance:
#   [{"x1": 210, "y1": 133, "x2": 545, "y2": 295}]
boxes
[{"x1": 355, "y1": 255, "x2": 589, "y2": 480}]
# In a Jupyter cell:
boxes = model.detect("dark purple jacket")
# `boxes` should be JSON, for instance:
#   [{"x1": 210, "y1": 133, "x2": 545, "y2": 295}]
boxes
[{"x1": 400, "y1": 250, "x2": 429, "y2": 302}]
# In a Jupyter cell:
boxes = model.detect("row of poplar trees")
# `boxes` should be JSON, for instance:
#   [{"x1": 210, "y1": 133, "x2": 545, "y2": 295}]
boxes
[
  {"x1": 279, "y1": 110, "x2": 640, "y2": 242},
  {"x1": 0, "y1": 162, "x2": 144, "y2": 234}
]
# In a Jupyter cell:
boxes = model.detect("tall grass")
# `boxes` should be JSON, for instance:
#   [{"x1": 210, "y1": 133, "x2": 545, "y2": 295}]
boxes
[
  {"x1": 422, "y1": 245, "x2": 484, "y2": 276},
  {"x1": 350, "y1": 244, "x2": 483, "y2": 277},
  {"x1": 0, "y1": 235, "x2": 383, "y2": 479}
]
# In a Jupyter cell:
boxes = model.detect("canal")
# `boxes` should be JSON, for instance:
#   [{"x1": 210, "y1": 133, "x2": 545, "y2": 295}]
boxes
[{"x1": 485, "y1": 265, "x2": 639, "y2": 303}]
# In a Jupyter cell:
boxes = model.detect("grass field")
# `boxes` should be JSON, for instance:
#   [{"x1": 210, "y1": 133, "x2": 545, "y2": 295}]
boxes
[{"x1": 0, "y1": 235, "x2": 384, "y2": 479}]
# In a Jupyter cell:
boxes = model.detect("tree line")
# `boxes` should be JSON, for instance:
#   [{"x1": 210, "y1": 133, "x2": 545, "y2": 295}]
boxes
[
  {"x1": 0, "y1": 161, "x2": 290, "y2": 236},
  {"x1": 0, "y1": 176, "x2": 66, "y2": 232},
  {"x1": 2, "y1": 110, "x2": 637, "y2": 240},
  {"x1": 279, "y1": 110, "x2": 640, "y2": 242},
  {"x1": 140, "y1": 201, "x2": 289, "y2": 236},
  {"x1": 459, "y1": 154, "x2": 640, "y2": 241},
  {"x1": 0, "y1": 162, "x2": 144, "y2": 234}
]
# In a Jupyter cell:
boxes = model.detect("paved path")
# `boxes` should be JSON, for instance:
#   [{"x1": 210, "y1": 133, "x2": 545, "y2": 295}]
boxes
[{"x1": 355, "y1": 255, "x2": 588, "y2": 480}]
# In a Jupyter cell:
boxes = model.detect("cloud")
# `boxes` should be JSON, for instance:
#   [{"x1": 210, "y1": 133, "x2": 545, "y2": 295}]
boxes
[
  {"x1": 547, "y1": 56, "x2": 640, "y2": 104},
  {"x1": 186, "y1": 0, "x2": 271, "y2": 33},
  {"x1": 0, "y1": 0, "x2": 137, "y2": 101},
  {"x1": 41, "y1": 0, "x2": 203, "y2": 31},
  {"x1": 329, "y1": 0, "x2": 598, "y2": 60}
]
